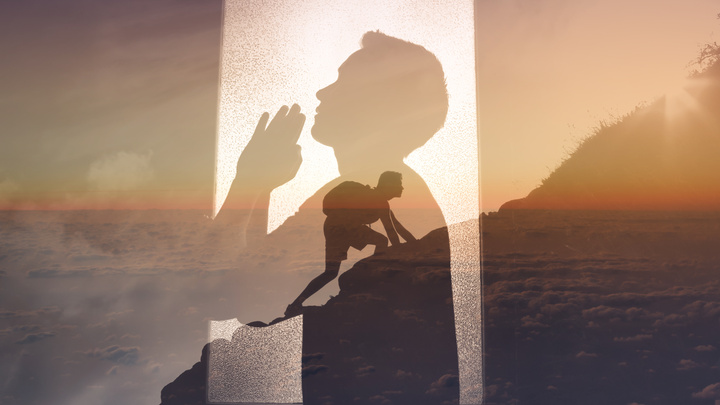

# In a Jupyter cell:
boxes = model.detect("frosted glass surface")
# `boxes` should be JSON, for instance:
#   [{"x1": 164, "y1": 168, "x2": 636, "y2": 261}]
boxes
[
  {"x1": 214, "y1": 1, "x2": 481, "y2": 403},
  {"x1": 208, "y1": 317, "x2": 303, "y2": 404}
]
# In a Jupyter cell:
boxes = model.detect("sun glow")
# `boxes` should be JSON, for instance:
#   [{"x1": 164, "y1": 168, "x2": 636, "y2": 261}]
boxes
[{"x1": 663, "y1": 77, "x2": 702, "y2": 122}]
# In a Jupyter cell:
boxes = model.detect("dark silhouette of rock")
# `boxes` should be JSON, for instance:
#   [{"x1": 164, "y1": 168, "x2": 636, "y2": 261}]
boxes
[
  {"x1": 160, "y1": 226, "x2": 458, "y2": 405},
  {"x1": 160, "y1": 344, "x2": 208, "y2": 405},
  {"x1": 301, "y1": 226, "x2": 458, "y2": 404}
]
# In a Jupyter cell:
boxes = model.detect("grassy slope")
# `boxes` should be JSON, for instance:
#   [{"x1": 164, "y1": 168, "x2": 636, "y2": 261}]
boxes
[{"x1": 502, "y1": 60, "x2": 720, "y2": 211}]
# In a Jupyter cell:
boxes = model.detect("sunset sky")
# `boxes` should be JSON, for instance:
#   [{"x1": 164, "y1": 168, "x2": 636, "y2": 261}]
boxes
[
  {"x1": 0, "y1": 0, "x2": 718, "y2": 212},
  {"x1": 0, "y1": 0, "x2": 222, "y2": 210},
  {"x1": 478, "y1": 0, "x2": 719, "y2": 210},
  {"x1": 2, "y1": 2, "x2": 720, "y2": 405}
]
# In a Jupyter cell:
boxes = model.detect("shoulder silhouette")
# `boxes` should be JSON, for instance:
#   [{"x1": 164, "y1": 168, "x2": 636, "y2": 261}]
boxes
[{"x1": 323, "y1": 181, "x2": 386, "y2": 224}]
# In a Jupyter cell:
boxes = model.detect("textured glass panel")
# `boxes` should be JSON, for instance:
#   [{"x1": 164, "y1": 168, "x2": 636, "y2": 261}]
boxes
[
  {"x1": 208, "y1": 317, "x2": 303, "y2": 404},
  {"x1": 213, "y1": 1, "x2": 481, "y2": 403}
]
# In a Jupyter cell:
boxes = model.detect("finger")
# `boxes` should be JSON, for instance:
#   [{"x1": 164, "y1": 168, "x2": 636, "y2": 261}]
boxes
[
  {"x1": 253, "y1": 112, "x2": 270, "y2": 135},
  {"x1": 280, "y1": 104, "x2": 304, "y2": 143},
  {"x1": 288, "y1": 103, "x2": 301, "y2": 116},
  {"x1": 268, "y1": 105, "x2": 290, "y2": 132},
  {"x1": 276, "y1": 104, "x2": 290, "y2": 116},
  {"x1": 290, "y1": 145, "x2": 303, "y2": 170},
  {"x1": 287, "y1": 113, "x2": 306, "y2": 144},
  {"x1": 282, "y1": 111, "x2": 305, "y2": 144}
]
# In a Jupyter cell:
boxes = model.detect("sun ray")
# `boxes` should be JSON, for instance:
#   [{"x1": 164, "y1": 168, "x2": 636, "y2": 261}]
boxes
[{"x1": 664, "y1": 77, "x2": 704, "y2": 123}]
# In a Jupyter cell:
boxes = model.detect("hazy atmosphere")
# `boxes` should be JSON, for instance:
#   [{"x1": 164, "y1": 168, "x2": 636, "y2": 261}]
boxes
[
  {"x1": 478, "y1": 0, "x2": 719, "y2": 209},
  {"x1": 1, "y1": 0, "x2": 718, "y2": 210},
  {"x1": 0, "y1": 0, "x2": 221, "y2": 210},
  {"x1": 2, "y1": 0, "x2": 720, "y2": 404}
]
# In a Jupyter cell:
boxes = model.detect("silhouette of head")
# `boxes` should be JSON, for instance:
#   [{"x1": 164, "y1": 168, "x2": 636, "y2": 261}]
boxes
[
  {"x1": 312, "y1": 32, "x2": 448, "y2": 160},
  {"x1": 376, "y1": 171, "x2": 404, "y2": 200}
]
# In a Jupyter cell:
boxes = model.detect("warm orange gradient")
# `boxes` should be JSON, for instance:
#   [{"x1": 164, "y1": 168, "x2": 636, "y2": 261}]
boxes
[
  {"x1": 477, "y1": 0, "x2": 719, "y2": 211},
  {"x1": 501, "y1": 71, "x2": 720, "y2": 211},
  {"x1": 0, "y1": 186, "x2": 212, "y2": 211},
  {"x1": 0, "y1": 181, "x2": 212, "y2": 210},
  {"x1": 5, "y1": 1, "x2": 715, "y2": 213},
  {"x1": 0, "y1": 2, "x2": 220, "y2": 212}
]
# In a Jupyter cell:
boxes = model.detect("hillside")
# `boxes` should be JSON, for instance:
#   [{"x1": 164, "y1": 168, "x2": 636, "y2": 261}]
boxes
[
  {"x1": 160, "y1": 227, "x2": 458, "y2": 405},
  {"x1": 502, "y1": 57, "x2": 720, "y2": 211}
]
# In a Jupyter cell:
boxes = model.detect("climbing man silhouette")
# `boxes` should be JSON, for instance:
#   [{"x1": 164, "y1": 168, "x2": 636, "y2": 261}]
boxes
[{"x1": 285, "y1": 171, "x2": 416, "y2": 316}]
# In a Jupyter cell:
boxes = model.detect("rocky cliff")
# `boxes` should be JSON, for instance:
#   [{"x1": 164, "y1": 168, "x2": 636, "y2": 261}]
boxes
[{"x1": 160, "y1": 226, "x2": 458, "y2": 405}]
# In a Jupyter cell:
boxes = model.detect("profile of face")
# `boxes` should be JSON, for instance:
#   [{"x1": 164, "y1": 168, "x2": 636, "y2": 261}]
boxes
[
  {"x1": 311, "y1": 49, "x2": 393, "y2": 148},
  {"x1": 376, "y1": 172, "x2": 404, "y2": 199},
  {"x1": 388, "y1": 179, "x2": 404, "y2": 199},
  {"x1": 311, "y1": 32, "x2": 449, "y2": 160}
]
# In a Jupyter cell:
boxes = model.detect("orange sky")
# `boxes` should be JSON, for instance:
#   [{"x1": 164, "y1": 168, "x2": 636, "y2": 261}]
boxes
[
  {"x1": 0, "y1": 1, "x2": 221, "y2": 211},
  {"x1": 1, "y1": 0, "x2": 719, "y2": 212},
  {"x1": 477, "y1": 0, "x2": 719, "y2": 210}
]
